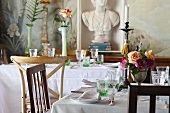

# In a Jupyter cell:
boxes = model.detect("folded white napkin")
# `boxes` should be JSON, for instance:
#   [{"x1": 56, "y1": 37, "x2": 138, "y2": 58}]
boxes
[
  {"x1": 78, "y1": 90, "x2": 100, "y2": 100},
  {"x1": 82, "y1": 79, "x2": 96, "y2": 87}
]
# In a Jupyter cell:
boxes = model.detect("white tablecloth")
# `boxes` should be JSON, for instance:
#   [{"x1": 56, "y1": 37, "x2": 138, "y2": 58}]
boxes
[
  {"x1": 0, "y1": 63, "x2": 117, "y2": 113},
  {"x1": 51, "y1": 87, "x2": 168, "y2": 113}
]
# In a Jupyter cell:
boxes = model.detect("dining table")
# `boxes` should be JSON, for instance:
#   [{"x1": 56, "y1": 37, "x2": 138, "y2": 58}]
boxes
[
  {"x1": 51, "y1": 84, "x2": 169, "y2": 113},
  {"x1": 0, "y1": 62, "x2": 121, "y2": 113}
]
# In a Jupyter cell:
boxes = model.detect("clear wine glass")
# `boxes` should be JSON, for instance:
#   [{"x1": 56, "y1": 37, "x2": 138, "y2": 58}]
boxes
[
  {"x1": 106, "y1": 68, "x2": 121, "y2": 88},
  {"x1": 90, "y1": 49, "x2": 98, "y2": 66},
  {"x1": 108, "y1": 87, "x2": 117, "y2": 106},
  {"x1": 75, "y1": 50, "x2": 84, "y2": 67}
]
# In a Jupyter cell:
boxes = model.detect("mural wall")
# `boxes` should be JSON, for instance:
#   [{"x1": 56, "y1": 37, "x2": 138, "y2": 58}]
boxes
[
  {"x1": 128, "y1": 0, "x2": 170, "y2": 56},
  {"x1": 0, "y1": 0, "x2": 77, "y2": 57},
  {"x1": 1, "y1": 0, "x2": 170, "y2": 58}
]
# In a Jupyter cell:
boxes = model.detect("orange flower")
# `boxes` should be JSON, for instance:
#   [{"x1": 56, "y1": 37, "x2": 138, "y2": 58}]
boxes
[
  {"x1": 145, "y1": 50, "x2": 155, "y2": 60},
  {"x1": 60, "y1": 8, "x2": 72, "y2": 18},
  {"x1": 128, "y1": 51, "x2": 141, "y2": 64}
]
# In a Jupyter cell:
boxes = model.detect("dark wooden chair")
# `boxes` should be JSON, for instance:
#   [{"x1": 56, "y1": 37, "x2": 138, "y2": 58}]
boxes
[
  {"x1": 26, "y1": 63, "x2": 50, "y2": 113},
  {"x1": 128, "y1": 85, "x2": 170, "y2": 113},
  {"x1": 0, "y1": 44, "x2": 8, "y2": 64}
]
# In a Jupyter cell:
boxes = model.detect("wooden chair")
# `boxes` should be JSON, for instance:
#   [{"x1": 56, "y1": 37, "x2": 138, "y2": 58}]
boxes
[
  {"x1": 0, "y1": 44, "x2": 8, "y2": 64},
  {"x1": 10, "y1": 56, "x2": 68, "y2": 113},
  {"x1": 128, "y1": 85, "x2": 170, "y2": 113},
  {"x1": 26, "y1": 63, "x2": 50, "y2": 113}
]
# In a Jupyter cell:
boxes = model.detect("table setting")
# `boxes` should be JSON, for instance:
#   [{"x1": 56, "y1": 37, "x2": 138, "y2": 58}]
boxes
[
  {"x1": 51, "y1": 82, "x2": 169, "y2": 113},
  {"x1": 0, "y1": 58, "x2": 122, "y2": 113}
]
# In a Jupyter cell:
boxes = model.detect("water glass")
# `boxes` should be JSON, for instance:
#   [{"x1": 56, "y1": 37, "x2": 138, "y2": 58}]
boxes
[
  {"x1": 156, "y1": 66, "x2": 169, "y2": 83},
  {"x1": 152, "y1": 73, "x2": 165, "y2": 85},
  {"x1": 29, "y1": 49, "x2": 37, "y2": 57},
  {"x1": 97, "y1": 54, "x2": 104, "y2": 64},
  {"x1": 90, "y1": 49, "x2": 98, "y2": 65},
  {"x1": 108, "y1": 87, "x2": 117, "y2": 105},
  {"x1": 48, "y1": 48, "x2": 55, "y2": 57},
  {"x1": 75, "y1": 50, "x2": 84, "y2": 66},
  {"x1": 97, "y1": 79, "x2": 108, "y2": 96},
  {"x1": 151, "y1": 72, "x2": 165, "y2": 100},
  {"x1": 82, "y1": 56, "x2": 90, "y2": 67},
  {"x1": 106, "y1": 68, "x2": 121, "y2": 88}
]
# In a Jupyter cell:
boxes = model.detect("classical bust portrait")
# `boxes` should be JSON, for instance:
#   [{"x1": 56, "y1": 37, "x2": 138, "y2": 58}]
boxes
[{"x1": 82, "y1": 0, "x2": 120, "y2": 43}]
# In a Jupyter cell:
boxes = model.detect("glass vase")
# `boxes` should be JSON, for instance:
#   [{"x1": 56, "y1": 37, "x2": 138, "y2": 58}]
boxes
[
  {"x1": 59, "y1": 26, "x2": 70, "y2": 65},
  {"x1": 24, "y1": 25, "x2": 32, "y2": 55},
  {"x1": 131, "y1": 69, "x2": 147, "y2": 86},
  {"x1": 59, "y1": 26, "x2": 68, "y2": 56}
]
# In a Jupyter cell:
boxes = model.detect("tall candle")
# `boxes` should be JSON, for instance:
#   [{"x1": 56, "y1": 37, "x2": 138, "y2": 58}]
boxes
[
  {"x1": 77, "y1": 0, "x2": 81, "y2": 50},
  {"x1": 124, "y1": 5, "x2": 129, "y2": 22}
]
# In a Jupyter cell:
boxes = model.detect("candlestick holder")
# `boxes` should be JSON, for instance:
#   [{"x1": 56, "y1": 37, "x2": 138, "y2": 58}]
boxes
[
  {"x1": 40, "y1": 1, "x2": 50, "y2": 56},
  {"x1": 120, "y1": 22, "x2": 134, "y2": 88}
]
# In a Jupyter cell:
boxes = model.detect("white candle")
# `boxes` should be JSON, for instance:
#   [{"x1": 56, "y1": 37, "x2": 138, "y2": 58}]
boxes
[
  {"x1": 124, "y1": 5, "x2": 129, "y2": 22},
  {"x1": 77, "y1": 0, "x2": 81, "y2": 50}
]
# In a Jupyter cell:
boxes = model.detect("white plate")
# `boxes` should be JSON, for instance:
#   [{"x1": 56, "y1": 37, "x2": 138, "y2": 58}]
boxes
[
  {"x1": 70, "y1": 97, "x2": 99, "y2": 104},
  {"x1": 100, "y1": 63, "x2": 119, "y2": 69}
]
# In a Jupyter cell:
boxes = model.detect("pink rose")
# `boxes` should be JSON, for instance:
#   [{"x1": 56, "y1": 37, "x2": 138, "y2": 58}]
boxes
[
  {"x1": 121, "y1": 57, "x2": 128, "y2": 70},
  {"x1": 128, "y1": 51, "x2": 141, "y2": 64}
]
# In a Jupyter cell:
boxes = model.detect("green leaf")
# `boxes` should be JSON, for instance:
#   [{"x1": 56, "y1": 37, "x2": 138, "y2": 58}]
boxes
[
  {"x1": 115, "y1": 83, "x2": 122, "y2": 92},
  {"x1": 23, "y1": 0, "x2": 43, "y2": 25},
  {"x1": 54, "y1": 18, "x2": 61, "y2": 22},
  {"x1": 26, "y1": 24, "x2": 33, "y2": 27},
  {"x1": 108, "y1": 84, "x2": 113, "y2": 88}
]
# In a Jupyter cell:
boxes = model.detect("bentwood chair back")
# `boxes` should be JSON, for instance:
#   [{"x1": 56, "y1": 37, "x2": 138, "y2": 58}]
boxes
[
  {"x1": 10, "y1": 56, "x2": 68, "y2": 113},
  {"x1": 128, "y1": 85, "x2": 170, "y2": 113},
  {"x1": 26, "y1": 63, "x2": 50, "y2": 113},
  {"x1": 0, "y1": 44, "x2": 8, "y2": 64}
]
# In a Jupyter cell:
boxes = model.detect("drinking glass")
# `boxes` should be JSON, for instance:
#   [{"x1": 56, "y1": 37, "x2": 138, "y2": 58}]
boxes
[
  {"x1": 48, "y1": 48, "x2": 55, "y2": 57},
  {"x1": 106, "y1": 68, "x2": 121, "y2": 88},
  {"x1": 97, "y1": 54, "x2": 104, "y2": 65},
  {"x1": 82, "y1": 56, "x2": 90, "y2": 67},
  {"x1": 29, "y1": 49, "x2": 37, "y2": 57},
  {"x1": 75, "y1": 50, "x2": 84, "y2": 66},
  {"x1": 97, "y1": 79, "x2": 108, "y2": 97},
  {"x1": 156, "y1": 66, "x2": 169, "y2": 83},
  {"x1": 108, "y1": 87, "x2": 117, "y2": 106},
  {"x1": 152, "y1": 72, "x2": 165, "y2": 100},
  {"x1": 90, "y1": 49, "x2": 98, "y2": 66}
]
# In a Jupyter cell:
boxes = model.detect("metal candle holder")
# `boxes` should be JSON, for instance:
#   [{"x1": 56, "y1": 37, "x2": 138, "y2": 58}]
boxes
[{"x1": 120, "y1": 22, "x2": 134, "y2": 88}]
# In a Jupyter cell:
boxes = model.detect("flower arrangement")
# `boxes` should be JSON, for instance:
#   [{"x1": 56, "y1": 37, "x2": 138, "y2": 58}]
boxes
[
  {"x1": 121, "y1": 50, "x2": 155, "y2": 75},
  {"x1": 53, "y1": 8, "x2": 72, "y2": 27}
]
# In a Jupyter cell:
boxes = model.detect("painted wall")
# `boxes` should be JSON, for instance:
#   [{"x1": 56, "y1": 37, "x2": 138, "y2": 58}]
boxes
[
  {"x1": 0, "y1": 0, "x2": 77, "y2": 56},
  {"x1": 128, "y1": 0, "x2": 170, "y2": 56},
  {"x1": 1, "y1": 0, "x2": 170, "y2": 57}
]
